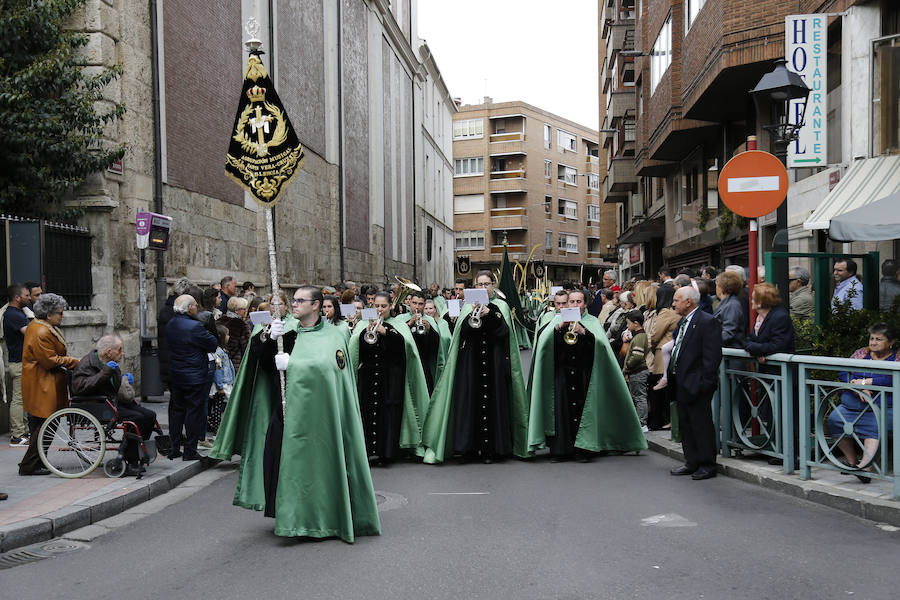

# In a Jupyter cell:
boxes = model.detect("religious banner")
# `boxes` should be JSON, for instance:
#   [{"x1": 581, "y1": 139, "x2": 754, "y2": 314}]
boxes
[{"x1": 225, "y1": 53, "x2": 305, "y2": 207}]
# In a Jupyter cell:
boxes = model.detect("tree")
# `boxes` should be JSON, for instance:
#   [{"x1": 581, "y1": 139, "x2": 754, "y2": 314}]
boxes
[{"x1": 0, "y1": 0, "x2": 126, "y2": 219}]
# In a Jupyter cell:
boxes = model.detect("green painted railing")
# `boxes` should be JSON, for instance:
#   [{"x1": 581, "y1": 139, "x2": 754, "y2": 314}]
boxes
[{"x1": 718, "y1": 348, "x2": 900, "y2": 499}]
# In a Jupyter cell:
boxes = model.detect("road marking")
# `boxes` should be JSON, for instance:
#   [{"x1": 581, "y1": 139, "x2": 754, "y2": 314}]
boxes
[
  {"x1": 641, "y1": 513, "x2": 697, "y2": 527},
  {"x1": 427, "y1": 492, "x2": 490, "y2": 495}
]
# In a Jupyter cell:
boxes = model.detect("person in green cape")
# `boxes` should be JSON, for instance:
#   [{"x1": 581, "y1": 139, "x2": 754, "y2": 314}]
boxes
[
  {"x1": 424, "y1": 297, "x2": 451, "y2": 374},
  {"x1": 209, "y1": 285, "x2": 380, "y2": 543},
  {"x1": 422, "y1": 271, "x2": 529, "y2": 464},
  {"x1": 532, "y1": 289, "x2": 568, "y2": 346},
  {"x1": 348, "y1": 291, "x2": 430, "y2": 464},
  {"x1": 527, "y1": 289, "x2": 647, "y2": 461},
  {"x1": 402, "y1": 290, "x2": 445, "y2": 394}
]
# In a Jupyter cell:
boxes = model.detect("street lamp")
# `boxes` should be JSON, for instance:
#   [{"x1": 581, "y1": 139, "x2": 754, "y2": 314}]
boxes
[{"x1": 750, "y1": 58, "x2": 810, "y2": 308}]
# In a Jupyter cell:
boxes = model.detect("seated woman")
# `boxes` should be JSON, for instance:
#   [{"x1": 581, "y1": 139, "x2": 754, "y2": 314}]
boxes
[
  {"x1": 827, "y1": 323, "x2": 898, "y2": 483},
  {"x1": 71, "y1": 335, "x2": 157, "y2": 477}
]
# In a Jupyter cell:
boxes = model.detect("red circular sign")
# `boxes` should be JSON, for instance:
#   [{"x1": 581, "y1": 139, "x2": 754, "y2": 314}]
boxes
[{"x1": 718, "y1": 150, "x2": 788, "y2": 218}]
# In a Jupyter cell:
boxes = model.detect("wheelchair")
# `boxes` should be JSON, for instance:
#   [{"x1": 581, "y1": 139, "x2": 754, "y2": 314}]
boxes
[{"x1": 36, "y1": 369, "x2": 171, "y2": 478}]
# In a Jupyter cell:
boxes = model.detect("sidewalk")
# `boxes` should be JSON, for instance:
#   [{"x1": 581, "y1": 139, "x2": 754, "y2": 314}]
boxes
[
  {"x1": 645, "y1": 430, "x2": 900, "y2": 527},
  {"x1": 0, "y1": 396, "x2": 213, "y2": 552}
]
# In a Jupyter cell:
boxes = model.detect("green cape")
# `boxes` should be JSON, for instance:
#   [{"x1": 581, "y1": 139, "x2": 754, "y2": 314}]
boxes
[
  {"x1": 210, "y1": 320, "x2": 380, "y2": 542},
  {"x1": 526, "y1": 313, "x2": 647, "y2": 454},
  {"x1": 350, "y1": 318, "x2": 431, "y2": 453},
  {"x1": 433, "y1": 295, "x2": 448, "y2": 317},
  {"x1": 390, "y1": 313, "x2": 448, "y2": 390},
  {"x1": 421, "y1": 298, "x2": 530, "y2": 463}
]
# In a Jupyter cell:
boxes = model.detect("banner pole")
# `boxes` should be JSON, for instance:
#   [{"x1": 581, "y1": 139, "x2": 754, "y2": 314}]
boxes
[{"x1": 264, "y1": 207, "x2": 287, "y2": 418}]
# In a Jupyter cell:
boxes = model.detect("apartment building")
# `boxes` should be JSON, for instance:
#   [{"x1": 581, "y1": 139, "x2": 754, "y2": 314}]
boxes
[
  {"x1": 452, "y1": 99, "x2": 617, "y2": 284},
  {"x1": 606, "y1": 0, "x2": 899, "y2": 277}
]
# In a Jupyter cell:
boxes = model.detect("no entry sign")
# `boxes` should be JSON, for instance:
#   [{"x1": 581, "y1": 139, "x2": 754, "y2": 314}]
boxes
[{"x1": 718, "y1": 150, "x2": 788, "y2": 218}]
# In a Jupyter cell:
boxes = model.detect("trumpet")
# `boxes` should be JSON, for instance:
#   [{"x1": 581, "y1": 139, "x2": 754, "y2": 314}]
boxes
[
  {"x1": 413, "y1": 312, "x2": 428, "y2": 335},
  {"x1": 563, "y1": 321, "x2": 579, "y2": 346},
  {"x1": 363, "y1": 316, "x2": 383, "y2": 345},
  {"x1": 468, "y1": 302, "x2": 483, "y2": 329}
]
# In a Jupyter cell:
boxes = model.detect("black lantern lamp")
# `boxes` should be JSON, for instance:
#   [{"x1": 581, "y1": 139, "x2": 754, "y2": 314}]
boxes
[
  {"x1": 751, "y1": 59, "x2": 810, "y2": 158},
  {"x1": 750, "y1": 58, "x2": 810, "y2": 309}
]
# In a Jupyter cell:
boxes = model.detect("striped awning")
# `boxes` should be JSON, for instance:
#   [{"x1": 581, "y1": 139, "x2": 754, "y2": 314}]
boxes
[{"x1": 803, "y1": 155, "x2": 900, "y2": 230}]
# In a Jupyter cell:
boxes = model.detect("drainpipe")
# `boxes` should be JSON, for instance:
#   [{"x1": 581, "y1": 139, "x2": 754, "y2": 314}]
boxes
[
  {"x1": 337, "y1": 0, "x2": 346, "y2": 282},
  {"x1": 150, "y1": 0, "x2": 165, "y2": 305}
]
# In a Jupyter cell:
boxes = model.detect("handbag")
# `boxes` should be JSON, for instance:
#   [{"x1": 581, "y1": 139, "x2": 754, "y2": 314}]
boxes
[{"x1": 207, "y1": 391, "x2": 227, "y2": 433}]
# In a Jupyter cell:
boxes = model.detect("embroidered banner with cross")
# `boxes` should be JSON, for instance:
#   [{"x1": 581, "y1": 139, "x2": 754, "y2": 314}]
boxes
[{"x1": 225, "y1": 54, "x2": 304, "y2": 207}]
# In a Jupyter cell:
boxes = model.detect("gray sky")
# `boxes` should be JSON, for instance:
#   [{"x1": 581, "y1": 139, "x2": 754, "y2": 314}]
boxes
[{"x1": 417, "y1": 0, "x2": 600, "y2": 130}]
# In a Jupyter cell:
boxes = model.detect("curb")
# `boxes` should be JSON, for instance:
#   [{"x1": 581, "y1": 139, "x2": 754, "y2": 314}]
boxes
[
  {"x1": 0, "y1": 458, "x2": 211, "y2": 553},
  {"x1": 645, "y1": 436, "x2": 900, "y2": 528}
]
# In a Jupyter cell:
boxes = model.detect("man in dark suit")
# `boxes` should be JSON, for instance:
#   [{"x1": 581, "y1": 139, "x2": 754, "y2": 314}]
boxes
[{"x1": 668, "y1": 286, "x2": 723, "y2": 480}]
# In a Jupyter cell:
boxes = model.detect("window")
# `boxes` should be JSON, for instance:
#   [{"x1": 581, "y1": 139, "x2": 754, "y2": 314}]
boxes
[
  {"x1": 494, "y1": 119, "x2": 506, "y2": 134},
  {"x1": 453, "y1": 194, "x2": 484, "y2": 214},
  {"x1": 587, "y1": 204, "x2": 601, "y2": 221},
  {"x1": 544, "y1": 159, "x2": 552, "y2": 178},
  {"x1": 557, "y1": 164, "x2": 577, "y2": 185},
  {"x1": 557, "y1": 129, "x2": 577, "y2": 152},
  {"x1": 492, "y1": 158, "x2": 507, "y2": 172},
  {"x1": 545, "y1": 230, "x2": 553, "y2": 249},
  {"x1": 685, "y1": 0, "x2": 706, "y2": 32},
  {"x1": 453, "y1": 118, "x2": 484, "y2": 139},
  {"x1": 543, "y1": 123, "x2": 552, "y2": 149},
  {"x1": 454, "y1": 157, "x2": 483, "y2": 176},
  {"x1": 650, "y1": 15, "x2": 672, "y2": 95},
  {"x1": 587, "y1": 173, "x2": 600, "y2": 190},
  {"x1": 544, "y1": 195, "x2": 552, "y2": 215},
  {"x1": 455, "y1": 230, "x2": 485, "y2": 250},
  {"x1": 873, "y1": 35, "x2": 900, "y2": 156},
  {"x1": 558, "y1": 199, "x2": 577, "y2": 219},
  {"x1": 558, "y1": 233, "x2": 578, "y2": 253},
  {"x1": 426, "y1": 226, "x2": 433, "y2": 261}
]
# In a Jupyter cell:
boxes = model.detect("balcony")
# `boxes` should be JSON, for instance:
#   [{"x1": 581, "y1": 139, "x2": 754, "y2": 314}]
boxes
[
  {"x1": 489, "y1": 142, "x2": 526, "y2": 157},
  {"x1": 489, "y1": 172, "x2": 527, "y2": 194},
  {"x1": 490, "y1": 244, "x2": 527, "y2": 256},
  {"x1": 490, "y1": 169, "x2": 525, "y2": 180},
  {"x1": 585, "y1": 155, "x2": 599, "y2": 169},
  {"x1": 587, "y1": 251, "x2": 605, "y2": 264},
  {"x1": 607, "y1": 90, "x2": 634, "y2": 120},
  {"x1": 604, "y1": 156, "x2": 637, "y2": 203},
  {"x1": 489, "y1": 207, "x2": 528, "y2": 231}
]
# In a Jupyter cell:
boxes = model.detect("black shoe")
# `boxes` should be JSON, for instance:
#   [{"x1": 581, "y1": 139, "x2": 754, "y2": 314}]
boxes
[
  {"x1": 168, "y1": 450, "x2": 183, "y2": 460},
  {"x1": 19, "y1": 467, "x2": 51, "y2": 476},
  {"x1": 182, "y1": 451, "x2": 203, "y2": 461},
  {"x1": 575, "y1": 454, "x2": 592, "y2": 463},
  {"x1": 691, "y1": 468, "x2": 717, "y2": 480},
  {"x1": 670, "y1": 465, "x2": 696, "y2": 476},
  {"x1": 124, "y1": 464, "x2": 146, "y2": 477}
]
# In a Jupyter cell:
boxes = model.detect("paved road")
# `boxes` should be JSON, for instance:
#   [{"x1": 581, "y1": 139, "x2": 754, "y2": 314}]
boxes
[{"x1": 4, "y1": 450, "x2": 899, "y2": 599}]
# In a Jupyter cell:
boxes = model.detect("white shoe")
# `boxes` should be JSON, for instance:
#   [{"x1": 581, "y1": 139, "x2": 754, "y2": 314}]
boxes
[{"x1": 641, "y1": 425, "x2": 650, "y2": 433}]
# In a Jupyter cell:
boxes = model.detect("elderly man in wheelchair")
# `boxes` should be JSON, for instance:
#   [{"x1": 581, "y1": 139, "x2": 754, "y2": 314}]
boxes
[{"x1": 69, "y1": 335, "x2": 160, "y2": 477}]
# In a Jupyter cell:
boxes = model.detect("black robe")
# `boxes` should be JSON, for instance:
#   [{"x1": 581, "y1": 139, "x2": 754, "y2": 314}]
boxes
[
  {"x1": 443, "y1": 312, "x2": 457, "y2": 335},
  {"x1": 548, "y1": 327, "x2": 595, "y2": 458},
  {"x1": 250, "y1": 328, "x2": 298, "y2": 518},
  {"x1": 451, "y1": 303, "x2": 513, "y2": 459},
  {"x1": 356, "y1": 324, "x2": 406, "y2": 460},
  {"x1": 411, "y1": 322, "x2": 441, "y2": 394}
]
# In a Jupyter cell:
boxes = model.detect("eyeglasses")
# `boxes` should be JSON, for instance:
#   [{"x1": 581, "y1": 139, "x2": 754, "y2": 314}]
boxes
[
  {"x1": 290, "y1": 298, "x2": 312, "y2": 305},
  {"x1": 475, "y1": 282, "x2": 492, "y2": 288}
]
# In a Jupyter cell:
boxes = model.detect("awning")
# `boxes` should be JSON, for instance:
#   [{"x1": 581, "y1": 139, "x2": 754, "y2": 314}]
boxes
[
  {"x1": 829, "y1": 192, "x2": 900, "y2": 241},
  {"x1": 803, "y1": 155, "x2": 900, "y2": 234}
]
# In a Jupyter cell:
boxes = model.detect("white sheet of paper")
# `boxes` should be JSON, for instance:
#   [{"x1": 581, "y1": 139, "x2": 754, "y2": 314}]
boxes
[
  {"x1": 361, "y1": 308, "x2": 378, "y2": 321},
  {"x1": 560, "y1": 308, "x2": 582, "y2": 322},
  {"x1": 464, "y1": 288, "x2": 489, "y2": 305},
  {"x1": 249, "y1": 310, "x2": 273, "y2": 326},
  {"x1": 339, "y1": 303, "x2": 356, "y2": 318},
  {"x1": 447, "y1": 299, "x2": 462, "y2": 317},
  {"x1": 550, "y1": 286, "x2": 563, "y2": 295}
]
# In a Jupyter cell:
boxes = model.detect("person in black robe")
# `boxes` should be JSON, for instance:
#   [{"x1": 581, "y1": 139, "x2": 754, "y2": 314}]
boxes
[
  {"x1": 452, "y1": 271, "x2": 514, "y2": 463},
  {"x1": 356, "y1": 291, "x2": 407, "y2": 465},
  {"x1": 406, "y1": 290, "x2": 441, "y2": 394},
  {"x1": 547, "y1": 290, "x2": 595, "y2": 461}
]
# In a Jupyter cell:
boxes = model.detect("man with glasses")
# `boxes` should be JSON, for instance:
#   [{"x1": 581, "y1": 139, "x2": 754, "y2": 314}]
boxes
[
  {"x1": 789, "y1": 266, "x2": 814, "y2": 321},
  {"x1": 423, "y1": 271, "x2": 529, "y2": 464},
  {"x1": 210, "y1": 286, "x2": 380, "y2": 543}
]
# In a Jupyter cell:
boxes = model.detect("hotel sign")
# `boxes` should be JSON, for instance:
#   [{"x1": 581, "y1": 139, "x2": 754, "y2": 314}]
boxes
[{"x1": 786, "y1": 14, "x2": 827, "y2": 168}]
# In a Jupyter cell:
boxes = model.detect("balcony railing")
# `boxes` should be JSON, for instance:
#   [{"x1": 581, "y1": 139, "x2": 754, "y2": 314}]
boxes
[
  {"x1": 490, "y1": 169, "x2": 526, "y2": 179},
  {"x1": 490, "y1": 244, "x2": 527, "y2": 255},
  {"x1": 490, "y1": 132, "x2": 525, "y2": 143},
  {"x1": 489, "y1": 207, "x2": 528, "y2": 230},
  {"x1": 607, "y1": 90, "x2": 635, "y2": 120},
  {"x1": 605, "y1": 156, "x2": 638, "y2": 201}
]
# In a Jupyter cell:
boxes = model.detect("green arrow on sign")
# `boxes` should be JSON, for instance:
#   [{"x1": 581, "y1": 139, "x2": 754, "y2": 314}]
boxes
[{"x1": 793, "y1": 158, "x2": 822, "y2": 164}]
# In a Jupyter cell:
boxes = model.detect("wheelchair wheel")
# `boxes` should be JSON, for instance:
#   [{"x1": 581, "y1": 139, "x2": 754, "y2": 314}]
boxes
[
  {"x1": 103, "y1": 456, "x2": 127, "y2": 478},
  {"x1": 38, "y1": 408, "x2": 106, "y2": 478}
]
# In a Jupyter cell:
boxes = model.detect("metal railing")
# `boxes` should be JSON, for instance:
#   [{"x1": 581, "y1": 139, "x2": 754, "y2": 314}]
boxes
[{"x1": 718, "y1": 348, "x2": 900, "y2": 499}]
